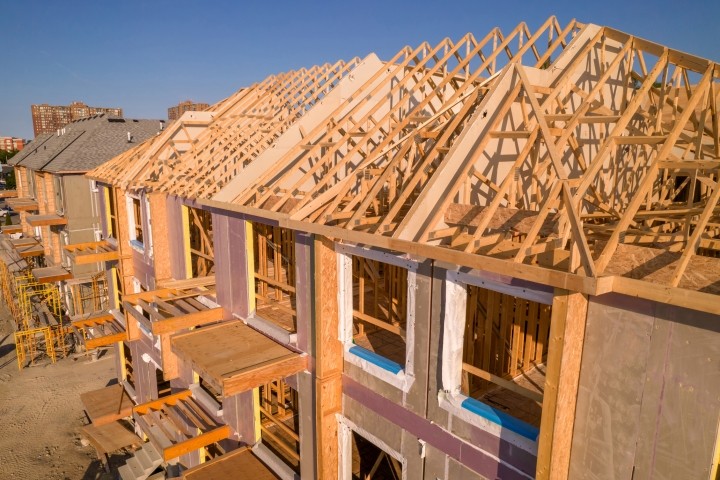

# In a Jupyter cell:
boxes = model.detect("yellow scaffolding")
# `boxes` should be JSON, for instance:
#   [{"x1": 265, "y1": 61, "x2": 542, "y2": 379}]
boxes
[{"x1": 0, "y1": 255, "x2": 73, "y2": 370}]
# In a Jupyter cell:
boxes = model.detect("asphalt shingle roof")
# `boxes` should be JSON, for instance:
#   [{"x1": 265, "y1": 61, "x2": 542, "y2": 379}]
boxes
[{"x1": 14, "y1": 114, "x2": 165, "y2": 174}]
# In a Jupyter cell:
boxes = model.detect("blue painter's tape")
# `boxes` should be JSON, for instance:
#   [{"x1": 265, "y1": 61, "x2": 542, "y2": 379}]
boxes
[
  {"x1": 349, "y1": 345, "x2": 403, "y2": 375},
  {"x1": 460, "y1": 396, "x2": 539, "y2": 441}
]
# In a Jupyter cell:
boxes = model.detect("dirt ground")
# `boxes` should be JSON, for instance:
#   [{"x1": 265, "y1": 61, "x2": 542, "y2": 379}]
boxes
[{"x1": 0, "y1": 305, "x2": 126, "y2": 480}]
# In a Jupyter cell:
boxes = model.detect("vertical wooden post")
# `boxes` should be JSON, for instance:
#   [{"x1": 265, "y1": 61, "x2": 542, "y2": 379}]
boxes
[
  {"x1": 536, "y1": 289, "x2": 589, "y2": 480},
  {"x1": 314, "y1": 235, "x2": 342, "y2": 479},
  {"x1": 148, "y1": 193, "x2": 172, "y2": 282}
]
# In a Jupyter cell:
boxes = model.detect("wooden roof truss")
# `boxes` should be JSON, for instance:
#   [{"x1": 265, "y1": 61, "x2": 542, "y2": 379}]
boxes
[
  {"x1": 229, "y1": 21, "x2": 720, "y2": 294},
  {"x1": 233, "y1": 18, "x2": 582, "y2": 221},
  {"x1": 144, "y1": 58, "x2": 363, "y2": 198}
]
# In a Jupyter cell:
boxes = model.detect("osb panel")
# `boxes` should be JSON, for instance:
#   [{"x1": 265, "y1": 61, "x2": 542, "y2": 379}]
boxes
[
  {"x1": 445, "y1": 204, "x2": 557, "y2": 236},
  {"x1": 604, "y1": 243, "x2": 720, "y2": 294},
  {"x1": 569, "y1": 294, "x2": 655, "y2": 480}
]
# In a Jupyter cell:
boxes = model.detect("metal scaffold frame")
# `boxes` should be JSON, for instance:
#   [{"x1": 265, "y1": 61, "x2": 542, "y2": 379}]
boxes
[{"x1": 0, "y1": 257, "x2": 72, "y2": 369}]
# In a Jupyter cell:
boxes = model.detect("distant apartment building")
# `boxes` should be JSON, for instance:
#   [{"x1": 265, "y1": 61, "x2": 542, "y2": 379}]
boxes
[
  {"x1": 168, "y1": 100, "x2": 209, "y2": 121},
  {"x1": 31, "y1": 101, "x2": 123, "y2": 136},
  {"x1": 0, "y1": 137, "x2": 25, "y2": 152}
]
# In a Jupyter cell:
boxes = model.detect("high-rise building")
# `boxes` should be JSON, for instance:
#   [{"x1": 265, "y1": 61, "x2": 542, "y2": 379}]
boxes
[
  {"x1": 0, "y1": 137, "x2": 25, "y2": 152},
  {"x1": 31, "y1": 101, "x2": 123, "y2": 136},
  {"x1": 168, "y1": 100, "x2": 209, "y2": 121}
]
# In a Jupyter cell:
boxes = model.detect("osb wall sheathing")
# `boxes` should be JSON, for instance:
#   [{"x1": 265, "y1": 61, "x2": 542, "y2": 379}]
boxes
[{"x1": 571, "y1": 293, "x2": 720, "y2": 479}]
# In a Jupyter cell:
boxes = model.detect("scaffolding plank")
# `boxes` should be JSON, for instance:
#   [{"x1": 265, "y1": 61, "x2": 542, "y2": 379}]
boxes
[{"x1": 80, "y1": 383, "x2": 134, "y2": 426}]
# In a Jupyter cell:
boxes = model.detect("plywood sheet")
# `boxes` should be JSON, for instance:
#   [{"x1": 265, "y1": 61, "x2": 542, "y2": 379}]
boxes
[
  {"x1": 81, "y1": 420, "x2": 141, "y2": 455},
  {"x1": 171, "y1": 320, "x2": 307, "y2": 396},
  {"x1": 182, "y1": 447, "x2": 280, "y2": 480},
  {"x1": 80, "y1": 383, "x2": 134, "y2": 426},
  {"x1": 32, "y1": 266, "x2": 72, "y2": 283},
  {"x1": 605, "y1": 243, "x2": 720, "y2": 294}
]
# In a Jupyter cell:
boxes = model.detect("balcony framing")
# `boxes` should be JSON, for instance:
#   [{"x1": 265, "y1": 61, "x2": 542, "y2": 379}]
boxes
[
  {"x1": 133, "y1": 389, "x2": 231, "y2": 462},
  {"x1": 64, "y1": 240, "x2": 119, "y2": 264}
]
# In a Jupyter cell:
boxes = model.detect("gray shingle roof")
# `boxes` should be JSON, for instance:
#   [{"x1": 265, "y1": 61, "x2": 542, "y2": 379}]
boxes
[
  {"x1": 15, "y1": 114, "x2": 165, "y2": 174},
  {"x1": 8, "y1": 133, "x2": 54, "y2": 166}
]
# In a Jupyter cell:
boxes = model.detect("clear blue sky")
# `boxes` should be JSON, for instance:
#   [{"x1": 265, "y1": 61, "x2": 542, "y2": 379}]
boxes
[{"x1": 2, "y1": 0, "x2": 719, "y2": 139}]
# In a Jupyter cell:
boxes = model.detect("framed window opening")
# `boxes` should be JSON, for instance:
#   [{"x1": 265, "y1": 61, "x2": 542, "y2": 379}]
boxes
[
  {"x1": 53, "y1": 175, "x2": 64, "y2": 215},
  {"x1": 126, "y1": 193, "x2": 150, "y2": 253},
  {"x1": 251, "y1": 222, "x2": 297, "y2": 335},
  {"x1": 338, "y1": 417, "x2": 406, "y2": 480},
  {"x1": 257, "y1": 379, "x2": 301, "y2": 476},
  {"x1": 106, "y1": 186, "x2": 118, "y2": 240},
  {"x1": 338, "y1": 244, "x2": 417, "y2": 390},
  {"x1": 122, "y1": 342, "x2": 136, "y2": 398},
  {"x1": 186, "y1": 206, "x2": 214, "y2": 277},
  {"x1": 441, "y1": 269, "x2": 554, "y2": 446}
]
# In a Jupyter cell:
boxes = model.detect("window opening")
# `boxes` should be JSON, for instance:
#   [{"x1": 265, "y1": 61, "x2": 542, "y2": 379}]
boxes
[
  {"x1": 351, "y1": 256, "x2": 407, "y2": 366},
  {"x1": 258, "y1": 379, "x2": 300, "y2": 474},
  {"x1": 461, "y1": 285, "x2": 551, "y2": 429},
  {"x1": 187, "y1": 207, "x2": 214, "y2": 277},
  {"x1": 252, "y1": 223, "x2": 296, "y2": 333},
  {"x1": 351, "y1": 431, "x2": 402, "y2": 480}
]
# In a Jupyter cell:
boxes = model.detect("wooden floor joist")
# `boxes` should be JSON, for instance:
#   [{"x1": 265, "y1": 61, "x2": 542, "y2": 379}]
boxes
[
  {"x1": 133, "y1": 389, "x2": 231, "y2": 462},
  {"x1": 64, "y1": 240, "x2": 119, "y2": 264}
]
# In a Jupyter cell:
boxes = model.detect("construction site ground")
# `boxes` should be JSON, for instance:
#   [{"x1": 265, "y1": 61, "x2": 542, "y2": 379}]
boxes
[{"x1": 0, "y1": 303, "x2": 128, "y2": 480}]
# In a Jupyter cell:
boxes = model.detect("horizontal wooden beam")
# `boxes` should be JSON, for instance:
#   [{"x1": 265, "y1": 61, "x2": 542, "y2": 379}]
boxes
[
  {"x1": 163, "y1": 425, "x2": 231, "y2": 461},
  {"x1": 223, "y1": 354, "x2": 308, "y2": 397},
  {"x1": 133, "y1": 389, "x2": 192, "y2": 415},
  {"x1": 151, "y1": 307, "x2": 225, "y2": 335}
]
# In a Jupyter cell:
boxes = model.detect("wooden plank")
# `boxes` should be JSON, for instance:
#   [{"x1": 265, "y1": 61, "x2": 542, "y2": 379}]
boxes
[
  {"x1": 223, "y1": 354, "x2": 308, "y2": 397},
  {"x1": 26, "y1": 214, "x2": 68, "y2": 227},
  {"x1": 163, "y1": 425, "x2": 231, "y2": 461},
  {"x1": 134, "y1": 389, "x2": 192, "y2": 415},
  {"x1": 182, "y1": 447, "x2": 280, "y2": 480},
  {"x1": 536, "y1": 291, "x2": 567, "y2": 480},
  {"x1": 80, "y1": 384, "x2": 134, "y2": 426},
  {"x1": 81, "y1": 421, "x2": 141, "y2": 455},
  {"x1": 151, "y1": 307, "x2": 225, "y2": 335},
  {"x1": 549, "y1": 292, "x2": 589, "y2": 479},
  {"x1": 32, "y1": 266, "x2": 72, "y2": 283}
]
